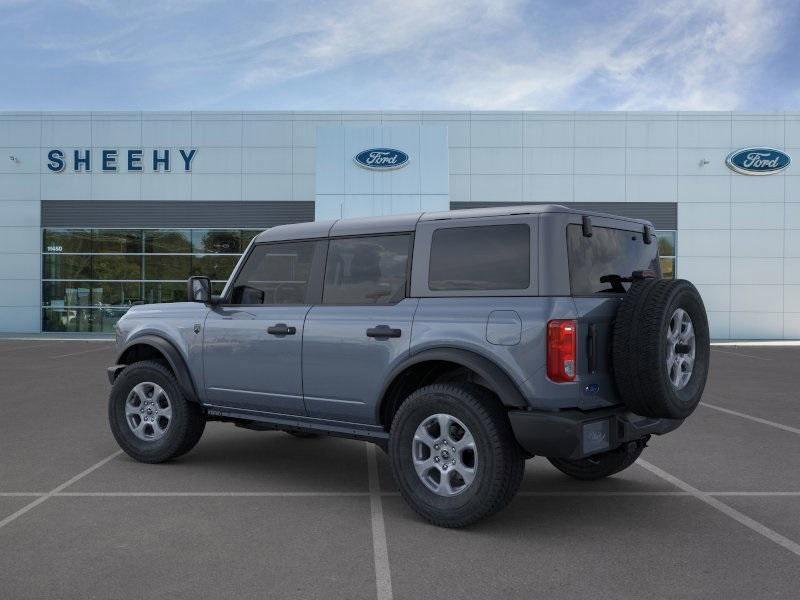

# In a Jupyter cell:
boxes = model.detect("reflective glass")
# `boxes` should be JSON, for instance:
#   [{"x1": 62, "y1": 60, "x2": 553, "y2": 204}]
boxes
[
  {"x1": 240, "y1": 230, "x2": 261, "y2": 248},
  {"x1": 429, "y1": 225, "x2": 530, "y2": 291},
  {"x1": 43, "y1": 281, "x2": 142, "y2": 307},
  {"x1": 192, "y1": 229, "x2": 241, "y2": 254},
  {"x1": 191, "y1": 255, "x2": 239, "y2": 280},
  {"x1": 144, "y1": 255, "x2": 191, "y2": 280},
  {"x1": 93, "y1": 229, "x2": 142, "y2": 253},
  {"x1": 656, "y1": 231, "x2": 676, "y2": 257},
  {"x1": 144, "y1": 282, "x2": 187, "y2": 304},
  {"x1": 323, "y1": 236, "x2": 409, "y2": 305},
  {"x1": 144, "y1": 230, "x2": 191, "y2": 253},
  {"x1": 231, "y1": 242, "x2": 316, "y2": 305},
  {"x1": 660, "y1": 257, "x2": 675, "y2": 279},
  {"x1": 43, "y1": 229, "x2": 91, "y2": 253},
  {"x1": 43, "y1": 254, "x2": 92, "y2": 279},
  {"x1": 42, "y1": 307, "x2": 126, "y2": 333},
  {"x1": 92, "y1": 255, "x2": 143, "y2": 280}
]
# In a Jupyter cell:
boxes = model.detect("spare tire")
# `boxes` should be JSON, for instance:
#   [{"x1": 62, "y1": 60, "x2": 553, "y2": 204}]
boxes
[{"x1": 612, "y1": 278, "x2": 710, "y2": 419}]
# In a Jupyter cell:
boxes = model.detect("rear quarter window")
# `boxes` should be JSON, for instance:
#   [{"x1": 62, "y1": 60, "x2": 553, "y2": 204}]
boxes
[
  {"x1": 428, "y1": 224, "x2": 530, "y2": 291},
  {"x1": 567, "y1": 224, "x2": 659, "y2": 295}
]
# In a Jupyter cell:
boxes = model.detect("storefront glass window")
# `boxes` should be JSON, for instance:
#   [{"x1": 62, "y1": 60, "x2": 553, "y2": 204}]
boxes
[{"x1": 42, "y1": 228, "x2": 262, "y2": 332}]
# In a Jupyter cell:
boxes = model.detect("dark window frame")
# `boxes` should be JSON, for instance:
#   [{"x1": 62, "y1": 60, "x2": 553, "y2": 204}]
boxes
[
  {"x1": 427, "y1": 224, "x2": 531, "y2": 292},
  {"x1": 321, "y1": 233, "x2": 414, "y2": 307},
  {"x1": 220, "y1": 239, "x2": 326, "y2": 307},
  {"x1": 565, "y1": 223, "x2": 661, "y2": 297}
]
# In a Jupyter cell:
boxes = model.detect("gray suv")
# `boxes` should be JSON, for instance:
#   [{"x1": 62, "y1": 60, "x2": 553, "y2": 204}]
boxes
[{"x1": 108, "y1": 204, "x2": 709, "y2": 527}]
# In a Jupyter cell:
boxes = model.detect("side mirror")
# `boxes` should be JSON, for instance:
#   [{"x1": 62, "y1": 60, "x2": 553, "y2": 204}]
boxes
[{"x1": 187, "y1": 276, "x2": 211, "y2": 303}]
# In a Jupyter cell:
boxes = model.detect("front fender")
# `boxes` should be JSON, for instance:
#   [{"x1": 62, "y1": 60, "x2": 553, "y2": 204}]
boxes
[{"x1": 113, "y1": 334, "x2": 200, "y2": 403}]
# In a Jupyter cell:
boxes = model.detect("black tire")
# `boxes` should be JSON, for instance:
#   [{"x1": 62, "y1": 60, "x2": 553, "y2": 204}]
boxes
[
  {"x1": 613, "y1": 278, "x2": 710, "y2": 419},
  {"x1": 548, "y1": 437, "x2": 648, "y2": 481},
  {"x1": 389, "y1": 383, "x2": 525, "y2": 528},
  {"x1": 108, "y1": 360, "x2": 206, "y2": 463}
]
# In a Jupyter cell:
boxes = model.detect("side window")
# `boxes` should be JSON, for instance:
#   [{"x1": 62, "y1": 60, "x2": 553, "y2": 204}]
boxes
[
  {"x1": 229, "y1": 241, "x2": 316, "y2": 305},
  {"x1": 428, "y1": 224, "x2": 530, "y2": 291},
  {"x1": 323, "y1": 235, "x2": 410, "y2": 305}
]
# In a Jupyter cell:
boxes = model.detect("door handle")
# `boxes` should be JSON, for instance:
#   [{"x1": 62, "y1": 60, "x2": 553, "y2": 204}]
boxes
[
  {"x1": 267, "y1": 323, "x2": 296, "y2": 336},
  {"x1": 366, "y1": 325, "x2": 402, "y2": 339}
]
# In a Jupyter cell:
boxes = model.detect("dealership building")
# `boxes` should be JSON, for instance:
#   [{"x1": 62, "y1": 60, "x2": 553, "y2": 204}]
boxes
[{"x1": 0, "y1": 110, "x2": 798, "y2": 339}]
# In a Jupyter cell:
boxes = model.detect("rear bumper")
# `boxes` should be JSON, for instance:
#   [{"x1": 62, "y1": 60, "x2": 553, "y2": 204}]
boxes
[{"x1": 508, "y1": 406, "x2": 683, "y2": 460}]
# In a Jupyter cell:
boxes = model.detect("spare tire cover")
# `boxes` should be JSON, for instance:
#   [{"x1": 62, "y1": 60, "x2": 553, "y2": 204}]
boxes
[{"x1": 612, "y1": 279, "x2": 710, "y2": 419}]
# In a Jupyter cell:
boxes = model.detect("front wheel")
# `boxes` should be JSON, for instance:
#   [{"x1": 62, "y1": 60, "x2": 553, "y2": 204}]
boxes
[
  {"x1": 108, "y1": 360, "x2": 206, "y2": 463},
  {"x1": 389, "y1": 383, "x2": 525, "y2": 528},
  {"x1": 547, "y1": 437, "x2": 648, "y2": 481}
]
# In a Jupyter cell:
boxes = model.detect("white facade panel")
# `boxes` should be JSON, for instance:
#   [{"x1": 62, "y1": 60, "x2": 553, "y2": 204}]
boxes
[
  {"x1": 626, "y1": 120, "x2": 677, "y2": 148},
  {"x1": 523, "y1": 120, "x2": 574, "y2": 147},
  {"x1": 574, "y1": 120, "x2": 626, "y2": 147},
  {"x1": 677, "y1": 230, "x2": 730, "y2": 257},
  {"x1": 573, "y1": 175, "x2": 625, "y2": 202},
  {"x1": 732, "y1": 119, "x2": 785, "y2": 149},
  {"x1": 0, "y1": 119, "x2": 41, "y2": 147},
  {"x1": 626, "y1": 176, "x2": 677, "y2": 203},
  {"x1": 677, "y1": 119, "x2": 732, "y2": 148},
  {"x1": 0, "y1": 110, "x2": 796, "y2": 338},
  {"x1": 677, "y1": 176, "x2": 730, "y2": 203}
]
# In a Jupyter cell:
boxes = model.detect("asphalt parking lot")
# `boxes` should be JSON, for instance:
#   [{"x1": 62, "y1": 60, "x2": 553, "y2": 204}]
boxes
[{"x1": 0, "y1": 340, "x2": 798, "y2": 599}]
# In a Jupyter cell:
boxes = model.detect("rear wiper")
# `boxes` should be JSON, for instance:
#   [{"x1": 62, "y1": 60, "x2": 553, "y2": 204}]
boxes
[{"x1": 599, "y1": 270, "x2": 657, "y2": 293}]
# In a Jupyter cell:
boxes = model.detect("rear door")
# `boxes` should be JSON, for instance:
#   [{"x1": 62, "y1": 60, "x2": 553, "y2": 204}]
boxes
[
  {"x1": 302, "y1": 234, "x2": 416, "y2": 425},
  {"x1": 203, "y1": 240, "x2": 324, "y2": 415},
  {"x1": 564, "y1": 218, "x2": 660, "y2": 409}
]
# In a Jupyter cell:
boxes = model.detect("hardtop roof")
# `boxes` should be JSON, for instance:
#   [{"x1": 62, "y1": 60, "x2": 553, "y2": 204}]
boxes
[{"x1": 253, "y1": 204, "x2": 650, "y2": 243}]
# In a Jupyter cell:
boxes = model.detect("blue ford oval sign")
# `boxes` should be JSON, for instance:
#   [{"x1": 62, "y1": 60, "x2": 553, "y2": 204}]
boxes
[
  {"x1": 354, "y1": 148, "x2": 409, "y2": 170},
  {"x1": 726, "y1": 147, "x2": 790, "y2": 175}
]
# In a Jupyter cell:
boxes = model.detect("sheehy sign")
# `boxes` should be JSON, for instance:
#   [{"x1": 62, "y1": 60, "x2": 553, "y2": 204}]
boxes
[{"x1": 46, "y1": 149, "x2": 197, "y2": 172}]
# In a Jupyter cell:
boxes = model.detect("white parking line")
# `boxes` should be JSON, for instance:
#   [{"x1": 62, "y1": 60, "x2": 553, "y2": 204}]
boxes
[
  {"x1": 701, "y1": 402, "x2": 800, "y2": 436},
  {"x1": 0, "y1": 450, "x2": 122, "y2": 531},
  {"x1": 366, "y1": 444, "x2": 393, "y2": 600},
  {"x1": 637, "y1": 459, "x2": 800, "y2": 558},
  {"x1": 49, "y1": 345, "x2": 114, "y2": 359},
  {"x1": 54, "y1": 491, "x2": 372, "y2": 497},
  {"x1": 712, "y1": 348, "x2": 772, "y2": 361}
]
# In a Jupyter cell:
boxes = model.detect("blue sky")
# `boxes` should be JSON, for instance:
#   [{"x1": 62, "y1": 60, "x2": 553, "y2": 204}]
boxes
[{"x1": 1, "y1": 0, "x2": 798, "y2": 111}]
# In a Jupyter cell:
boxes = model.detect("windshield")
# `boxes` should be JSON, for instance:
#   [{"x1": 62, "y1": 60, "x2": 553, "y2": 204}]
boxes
[{"x1": 566, "y1": 224, "x2": 660, "y2": 295}]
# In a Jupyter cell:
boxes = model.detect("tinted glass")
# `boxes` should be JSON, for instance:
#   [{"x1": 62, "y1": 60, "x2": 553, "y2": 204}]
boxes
[
  {"x1": 660, "y1": 257, "x2": 675, "y2": 279},
  {"x1": 43, "y1": 229, "x2": 91, "y2": 253},
  {"x1": 144, "y1": 255, "x2": 191, "y2": 280},
  {"x1": 240, "y1": 230, "x2": 261, "y2": 248},
  {"x1": 657, "y1": 231, "x2": 676, "y2": 256},
  {"x1": 230, "y1": 241, "x2": 316, "y2": 305},
  {"x1": 93, "y1": 255, "x2": 143, "y2": 280},
  {"x1": 43, "y1": 281, "x2": 142, "y2": 307},
  {"x1": 144, "y1": 230, "x2": 191, "y2": 253},
  {"x1": 428, "y1": 225, "x2": 530, "y2": 291},
  {"x1": 43, "y1": 254, "x2": 92, "y2": 279},
  {"x1": 144, "y1": 282, "x2": 188, "y2": 304},
  {"x1": 191, "y1": 255, "x2": 240, "y2": 280},
  {"x1": 43, "y1": 307, "x2": 125, "y2": 333},
  {"x1": 93, "y1": 230, "x2": 142, "y2": 253},
  {"x1": 192, "y1": 229, "x2": 241, "y2": 254},
  {"x1": 567, "y1": 224, "x2": 660, "y2": 294},
  {"x1": 323, "y1": 235, "x2": 409, "y2": 305}
]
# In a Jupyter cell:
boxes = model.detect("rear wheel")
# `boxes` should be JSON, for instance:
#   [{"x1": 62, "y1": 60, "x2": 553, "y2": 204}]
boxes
[
  {"x1": 389, "y1": 383, "x2": 524, "y2": 528},
  {"x1": 548, "y1": 437, "x2": 648, "y2": 481},
  {"x1": 613, "y1": 279, "x2": 710, "y2": 419},
  {"x1": 108, "y1": 360, "x2": 206, "y2": 463}
]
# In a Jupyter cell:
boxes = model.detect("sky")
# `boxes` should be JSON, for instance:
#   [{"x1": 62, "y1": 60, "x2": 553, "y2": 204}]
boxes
[{"x1": 1, "y1": 0, "x2": 798, "y2": 111}]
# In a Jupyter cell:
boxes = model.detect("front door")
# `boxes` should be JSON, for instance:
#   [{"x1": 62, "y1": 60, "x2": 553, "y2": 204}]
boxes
[
  {"x1": 203, "y1": 240, "x2": 322, "y2": 415},
  {"x1": 302, "y1": 233, "x2": 416, "y2": 424}
]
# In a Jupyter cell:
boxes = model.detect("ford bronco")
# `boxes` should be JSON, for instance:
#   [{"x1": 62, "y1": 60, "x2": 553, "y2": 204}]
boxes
[{"x1": 107, "y1": 205, "x2": 709, "y2": 527}]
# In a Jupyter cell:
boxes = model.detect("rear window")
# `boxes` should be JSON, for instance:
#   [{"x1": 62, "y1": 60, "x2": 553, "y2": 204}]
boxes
[
  {"x1": 567, "y1": 224, "x2": 659, "y2": 295},
  {"x1": 428, "y1": 224, "x2": 530, "y2": 291}
]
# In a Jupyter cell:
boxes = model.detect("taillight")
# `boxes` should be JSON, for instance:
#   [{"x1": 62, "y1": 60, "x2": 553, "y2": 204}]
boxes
[{"x1": 547, "y1": 319, "x2": 577, "y2": 382}]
